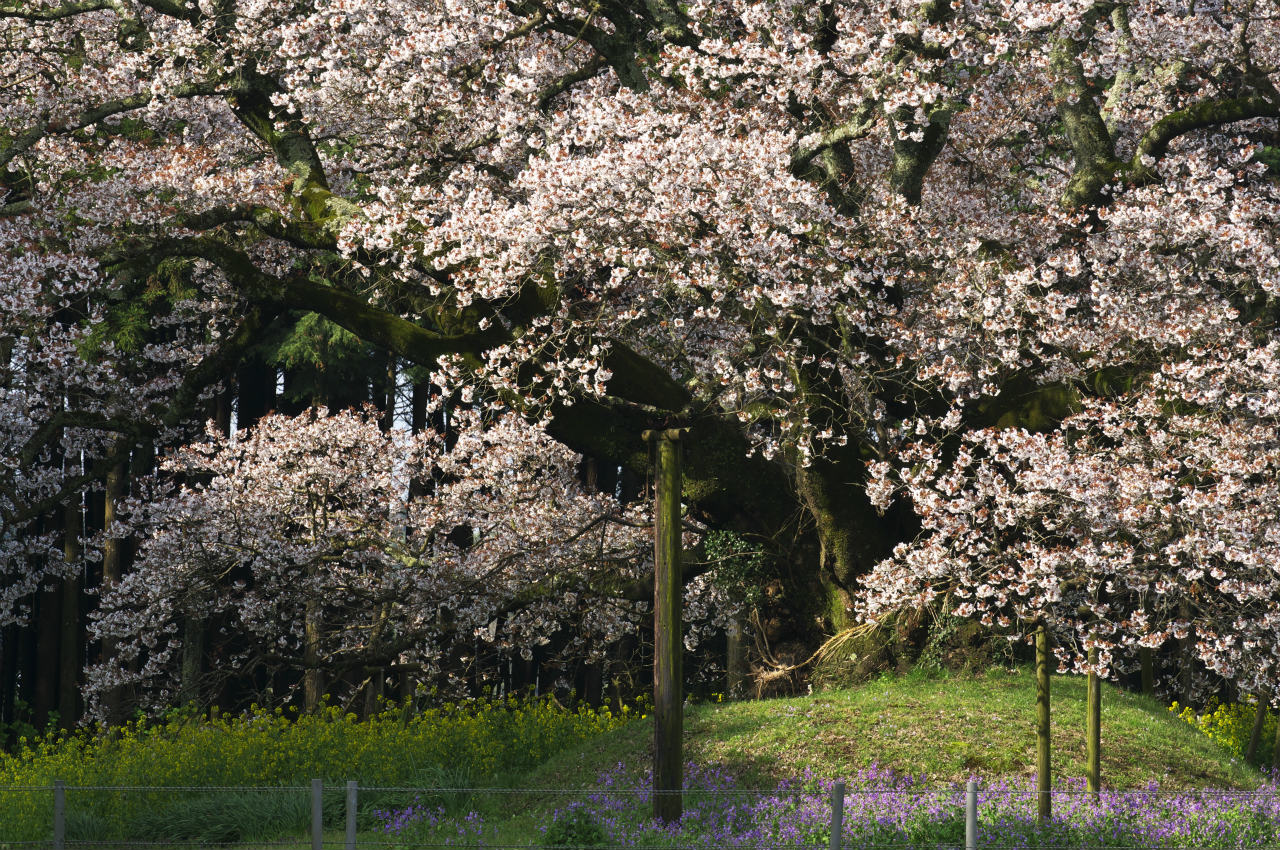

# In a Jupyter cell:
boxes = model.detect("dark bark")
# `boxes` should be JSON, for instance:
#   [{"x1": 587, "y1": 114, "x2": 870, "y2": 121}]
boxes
[
  {"x1": 33, "y1": 582, "x2": 60, "y2": 732},
  {"x1": 1248, "y1": 697, "x2": 1267, "y2": 765},
  {"x1": 0, "y1": 624, "x2": 18, "y2": 746},
  {"x1": 58, "y1": 495, "x2": 83, "y2": 730},
  {"x1": 235, "y1": 355, "x2": 276, "y2": 430},
  {"x1": 100, "y1": 459, "x2": 128, "y2": 724},
  {"x1": 178, "y1": 617, "x2": 205, "y2": 706},
  {"x1": 649, "y1": 429, "x2": 684, "y2": 823}
]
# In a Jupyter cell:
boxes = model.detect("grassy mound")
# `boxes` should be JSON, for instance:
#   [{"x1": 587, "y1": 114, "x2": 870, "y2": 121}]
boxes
[
  {"x1": 2, "y1": 670, "x2": 1260, "y2": 846},
  {"x1": 370, "y1": 669, "x2": 1264, "y2": 848},
  {"x1": 527, "y1": 668, "x2": 1260, "y2": 791}
]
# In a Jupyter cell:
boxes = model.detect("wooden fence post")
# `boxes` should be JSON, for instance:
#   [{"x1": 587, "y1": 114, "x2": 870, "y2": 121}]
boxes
[
  {"x1": 1036, "y1": 624, "x2": 1051, "y2": 823},
  {"x1": 644, "y1": 428, "x2": 686, "y2": 823}
]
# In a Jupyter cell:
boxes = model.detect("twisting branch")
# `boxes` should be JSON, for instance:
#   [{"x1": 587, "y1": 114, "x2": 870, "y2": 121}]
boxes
[
  {"x1": 1128, "y1": 94, "x2": 1280, "y2": 184},
  {"x1": 0, "y1": 80, "x2": 226, "y2": 174},
  {"x1": 0, "y1": 0, "x2": 112, "y2": 20}
]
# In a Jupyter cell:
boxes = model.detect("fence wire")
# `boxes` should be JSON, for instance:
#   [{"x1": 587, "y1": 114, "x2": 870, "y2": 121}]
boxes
[{"x1": 5, "y1": 781, "x2": 1280, "y2": 850}]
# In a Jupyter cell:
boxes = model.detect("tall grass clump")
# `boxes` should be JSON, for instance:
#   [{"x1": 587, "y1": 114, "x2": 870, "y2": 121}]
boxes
[{"x1": 0, "y1": 696, "x2": 631, "y2": 843}]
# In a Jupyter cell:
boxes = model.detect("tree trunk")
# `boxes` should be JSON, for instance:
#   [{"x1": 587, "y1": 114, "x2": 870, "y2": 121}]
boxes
[
  {"x1": 100, "y1": 458, "x2": 128, "y2": 724},
  {"x1": 1248, "y1": 697, "x2": 1268, "y2": 766},
  {"x1": 1178, "y1": 602, "x2": 1194, "y2": 703},
  {"x1": 178, "y1": 617, "x2": 205, "y2": 707},
  {"x1": 33, "y1": 580, "x2": 60, "y2": 732},
  {"x1": 793, "y1": 452, "x2": 898, "y2": 637},
  {"x1": 1139, "y1": 647, "x2": 1155, "y2": 697},
  {"x1": 609, "y1": 634, "x2": 637, "y2": 712},
  {"x1": 304, "y1": 594, "x2": 323, "y2": 713},
  {"x1": 381, "y1": 354, "x2": 396, "y2": 432},
  {"x1": 363, "y1": 669, "x2": 385, "y2": 718},
  {"x1": 15, "y1": 623, "x2": 37, "y2": 740},
  {"x1": 0, "y1": 334, "x2": 12, "y2": 389},
  {"x1": 1271, "y1": 702, "x2": 1280, "y2": 777},
  {"x1": 214, "y1": 385, "x2": 233, "y2": 436},
  {"x1": 581, "y1": 662, "x2": 603, "y2": 708},
  {"x1": 58, "y1": 496, "x2": 83, "y2": 730},
  {"x1": 1036, "y1": 624, "x2": 1051, "y2": 822},
  {"x1": 0, "y1": 624, "x2": 19, "y2": 745},
  {"x1": 398, "y1": 665, "x2": 415, "y2": 709},
  {"x1": 235, "y1": 356, "x2": 277, "y2": 430},
  {"x1": 795, "y1": 459, "x2": 885, "y2": 585}
]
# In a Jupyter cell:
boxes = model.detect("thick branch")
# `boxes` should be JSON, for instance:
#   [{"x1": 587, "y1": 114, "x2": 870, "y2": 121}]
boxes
[
  {"x1": 176, "y1": 204, "x2": 337, "y2": 252},
  {"x1": 0, "y1": 80, "x2": 224, "y2": 173},
  {"x1": 882, "y1": 2, "x2": 957, "y2": 205},
  {"x1": 1051, "y1": 9, "x2": 1118, "y2": 208},
  {"x1": 0, "y1": 0, "x2": 111, "y2": 20},
  {"x1": 638, "y1": 0, "x2": 698, "y2": 47},
  {"x1": 3, "y1": 301, "x2": 280, "y2": 528},
  {"x1": 791, "y1": 107, "x2": 878, "y2": 171},
  {"x1": 283, "y1": 276, "x2": 510, "y2": 364},
  {"x1": 225, "y1": 73, "x2": 346, "y2": 227},
  {"x1": 887, "y1": 105, "x2": 955, "y2": 205},
  {"x1": 1129, "y1": 94, "x2": 1279, "y2": 183}
]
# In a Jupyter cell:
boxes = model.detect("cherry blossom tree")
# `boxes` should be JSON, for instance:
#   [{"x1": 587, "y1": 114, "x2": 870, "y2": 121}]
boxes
[
  {"x1": 87, "y1": 407, "x2": 705, "y2": 715},
  {"x1": 2, "y1": 0, "x2": 1279, "y2": 723}
]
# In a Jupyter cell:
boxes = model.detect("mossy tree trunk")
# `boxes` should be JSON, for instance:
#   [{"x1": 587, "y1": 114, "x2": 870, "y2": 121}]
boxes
[
  {"x1": 1036, "y1": 624, "x2": 1052, "y2": 822},
  {"x1": 1248, "y1": 698, "x2": 1268, "y2": 766}
]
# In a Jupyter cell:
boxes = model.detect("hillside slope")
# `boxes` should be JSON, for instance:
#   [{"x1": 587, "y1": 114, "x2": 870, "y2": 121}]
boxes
[{"x1": 528, "y1": 669, "x2": 1259, "y2": 790}]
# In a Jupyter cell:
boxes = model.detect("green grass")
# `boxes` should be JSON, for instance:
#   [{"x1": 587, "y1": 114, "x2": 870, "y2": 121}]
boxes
[
  {"x1": 3, "y1": 669, "x2": 1259, "y2": 847},
  {"x1": 358, "y1": 668, "x2": 1262, "y2": 846},
  {"x1": 524, "y1": 667, "x2": 1261, "y2": 791}
]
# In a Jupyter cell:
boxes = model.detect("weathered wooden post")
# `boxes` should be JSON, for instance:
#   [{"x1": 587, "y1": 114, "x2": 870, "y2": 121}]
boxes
[
  {"x1": 726, "y1": 615, "x2": 747, "y2": 698},
  {"x1": 53, "y1": 780, "x2": 65, "y2": 850},
  {"x1": 311, "y1": 778, "x2": 323, "y2": 850},
  {"x1": 1086, "y1": 645, "x2": 1101, "y2": 798},
  {"x1": 829, "y1": 780, "x2": 845, "y2": 850},
  {"x1": 1036, "y1": 623, "x2": 1051, "y2": 823},
  {"x1": 345, "y1": 780, "x2": 358, "y2": 850},
  {"x1": 964, "y1": 780, "x2": 978, "y2": 850},
  {"x1": 644, "y1": 427, "x2": 686, "y2": 824}
]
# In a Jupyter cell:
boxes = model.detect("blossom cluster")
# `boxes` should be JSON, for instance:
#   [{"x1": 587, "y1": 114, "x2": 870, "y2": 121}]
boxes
[{"x1": 87, "y1": 407, "x2": 737, "y2": 714}]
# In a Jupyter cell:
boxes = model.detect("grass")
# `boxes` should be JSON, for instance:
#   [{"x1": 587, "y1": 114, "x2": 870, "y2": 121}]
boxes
[
  {"x1": 524, "y1": 667, "x2": 1261, "y2": 791},
  {"x1": 3, "y1": 668, "x2": 1264, "y2": 847},
  {"x1": 371, "y1": 667, "x2": 1261, "y2": 847}
]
